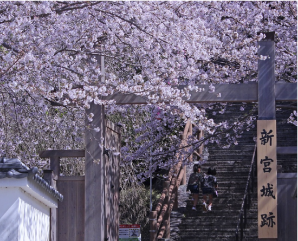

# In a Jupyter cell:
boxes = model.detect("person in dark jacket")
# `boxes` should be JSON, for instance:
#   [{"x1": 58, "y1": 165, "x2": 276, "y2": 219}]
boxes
[
  {"x1": 187, "y1": 164, "x2": 203, "y2": 211},
  {"x1": 201, "y1": 167, "x2": 218, "y2": 211}
]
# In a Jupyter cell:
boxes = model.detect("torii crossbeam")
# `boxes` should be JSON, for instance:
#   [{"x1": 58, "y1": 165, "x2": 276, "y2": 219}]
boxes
[{"x1": 102, "y1": 81, "x2": 296, "y2": 104}]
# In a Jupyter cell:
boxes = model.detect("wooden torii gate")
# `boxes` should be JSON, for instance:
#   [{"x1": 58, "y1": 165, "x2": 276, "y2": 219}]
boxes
[{"x1": 43, "y1": 33, "x2": 296, "y2": 241}]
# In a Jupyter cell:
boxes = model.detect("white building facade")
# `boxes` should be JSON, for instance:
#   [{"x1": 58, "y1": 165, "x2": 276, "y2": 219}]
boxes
[{"x1": 0, "y1": 158, "x2": 63, "y2": 241}]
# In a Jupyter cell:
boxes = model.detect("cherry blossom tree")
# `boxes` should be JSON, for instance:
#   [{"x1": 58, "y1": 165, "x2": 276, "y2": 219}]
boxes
[{"x1": 0, "y1": 1, "x2": 296, "y2": 178}]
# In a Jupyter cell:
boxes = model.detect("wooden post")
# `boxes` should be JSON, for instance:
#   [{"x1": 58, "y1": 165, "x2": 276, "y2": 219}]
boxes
[
  {"x1": 84, "y1": 54, "x2": 107, "y2": 241},
  {"x1": 150, "y1": 211, "x2": 157, "y2": 241},
  {"x1": 85, "y1": 103, "x2": 106, "y2": 241},
  {"x1": 43, "y1": 169, "x2": 53, "y2": 185},
  {"x1": 50, "y1": 156, "x2": 60, "y2": 241},
  {"x1": 198, "y1": 130, "x2": 203, "y2": 155},
  {"x1": 257, "y1": 32, "x2": 278, "y2": 240},
  {"x1": 43, "y1": 169, "x2": 56, "y2": 241},
  {"x1": 258, "y1": 32, "x2": 276, "y2": 120},
  {"x1": 105, "y1": 121, "x2": 121, "y2": 241},
  {"x1": 50, "y1": 156, "x2": 60, "y2": 186}
]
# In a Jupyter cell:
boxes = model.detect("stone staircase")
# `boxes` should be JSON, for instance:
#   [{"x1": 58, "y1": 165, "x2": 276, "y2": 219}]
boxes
[
  {"x1": 170, "y1": 142, "x2": 258, "y2": 241},
  {"x1": 170, "y1": 103, "x2": 296, "y2": 241},
  {"x1": 170, "y1": 103, "x2": 258, "y2": 241}
]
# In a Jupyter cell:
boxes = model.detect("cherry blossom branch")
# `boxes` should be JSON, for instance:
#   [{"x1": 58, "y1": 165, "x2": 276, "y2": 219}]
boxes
[{"x1": 0, "y1": 52, "x2": 24, "y2": 78}]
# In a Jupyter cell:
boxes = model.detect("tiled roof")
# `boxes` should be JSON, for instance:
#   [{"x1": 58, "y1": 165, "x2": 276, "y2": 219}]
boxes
[{"x1": 0, "y1": 157, "x2": 63, "y2": 202}]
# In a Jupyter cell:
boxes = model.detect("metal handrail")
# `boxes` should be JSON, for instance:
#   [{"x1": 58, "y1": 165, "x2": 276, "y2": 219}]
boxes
[{"x1": 235, "y1": 144, "x2": 257, "y2": 241}]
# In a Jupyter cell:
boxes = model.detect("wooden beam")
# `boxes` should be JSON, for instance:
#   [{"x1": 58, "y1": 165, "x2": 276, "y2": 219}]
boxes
[
  {"x1": 186, "y1": 83, "x2": 258, "y2": 103},
  {"x1": 39, "y1": 150, "x2": 85, "y2": 158},
  {"x1": 102, "y1": 92, "x2": 148, "y2": 104},
  {"x1": 275, "y1": 82, "x2": 297, "y2": 101},
  {"x1": 102, "y1": 82, "x2": 296, "y2": 105},
  {"x1": 102, "y1": 83, "x2": 258, "y2": 104},
  {"x1": 277, "y1": 146, "x2": 297, "y2": 155}
]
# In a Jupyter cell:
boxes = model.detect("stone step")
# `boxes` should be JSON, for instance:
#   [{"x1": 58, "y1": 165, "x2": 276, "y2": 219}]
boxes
[
  {"x1": 176, "y1": 230, "x2": 243, "y2": 237},
  {"x1": 204, "y1": 163, "x2": 251, "y2": 167},
  {"x1": 184, "y1": 204, "x2": 258, "y2": 210},
  {"x1": 184, "y1": 193, "x2": 257, "y2": 199},
  {"x1": 174, "y1": 217, "x2": 257, "y2": 225},
  {"x1": 204, "y1": 153, "x2": 254, "y2": 157},
  {"x1": 183, "y1": 207, "x2": 258, "y2": 214},
  {"x1": 183, "y1": 192, "x2": 252, "y2": 199},
  {"x1": 183, "y1": 172, "x2": 255, "y2": 178},
  {"x1": 209, "y1": 150, "x2": 254, "y2": 153},
  {"x1": 183, "y1": 183, "x2": 253, "y2": 189},
  {"x1": 175, "y1": 234, "x2": 258, "y2": 241},
  {"x1": 185, "y1": 198, "x2": 258, "y2": 206},
  {"x1": 211, "y1": 150, "x2": 254, "y2": 154},
  {"x1": 216, "y1": 179, "x2": 252, "y2": 184},
  {"x1": 215, "y1": 168, "x2": 254, "y2": 172},
  {"x1": 181, "y1": 192, "x2": 257, "y2": 200},
  {"x1": 174, "y1": 225, "x2": 256, "y2": 231},
  {"x1": 202, "y1": 173, "x2": 251, "y2": 177},
  {"x1": 172, "y1": 209, "x2": 257, "y2": 218},
  {"x1": 213, "y1": 187, "x2": 252, "y2": 192}
]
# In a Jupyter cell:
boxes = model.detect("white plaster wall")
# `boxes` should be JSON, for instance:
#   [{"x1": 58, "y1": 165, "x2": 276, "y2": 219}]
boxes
[
  {"x1": 0, "y1": 187, "x2": 50, "y2": 241},
  {"x1": 18, "y1": 197, "x2": 50, "y2": 241},
  {"x1": 0, "y1": 189, "x2": 20, "y2": 241},
  {"x1": 0, "y1": 187, "x2": 20, "y2": 218}
]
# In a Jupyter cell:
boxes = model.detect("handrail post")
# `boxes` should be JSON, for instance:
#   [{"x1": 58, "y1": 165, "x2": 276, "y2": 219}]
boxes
[
  {"x1": 164, "y1": 180, "x2": 170, "y2": 203},
  {"x1": 182, "y1": 120, "x2": 192, "y2": 185},
  {"x1": 240, "y1": 213, "x2": 243, "y2": 241},
  {"x1": 251, "y1": 154, "x2": 255, "y2": 192},
  {"x1": 173, "y1": 185, "x2": 178, "y2": 210},
  {"x1": 150, "y1": 211, "x2": 157, "y2": 241},
  {"x1": 163, "y1": 212, "x2": 170, "y2": 239},
  {"x1": 182, "y1": 165, "x2": 187, "y2": 185},
  {"x1": 244, "y1": 197, "x2": 247, "y2": 228},
  {"x1": 163, "y1": 181, "x2": 170, "y2": 239},
  {"x1": 164, "y1": 180, "x2": 170, "y2": 214},
  {"x1": 164, "y1": 180, "x2": 170, "y2": 192},
  {"x1": 248, "y1": 189, "x2": 251, "y2": 209}
]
